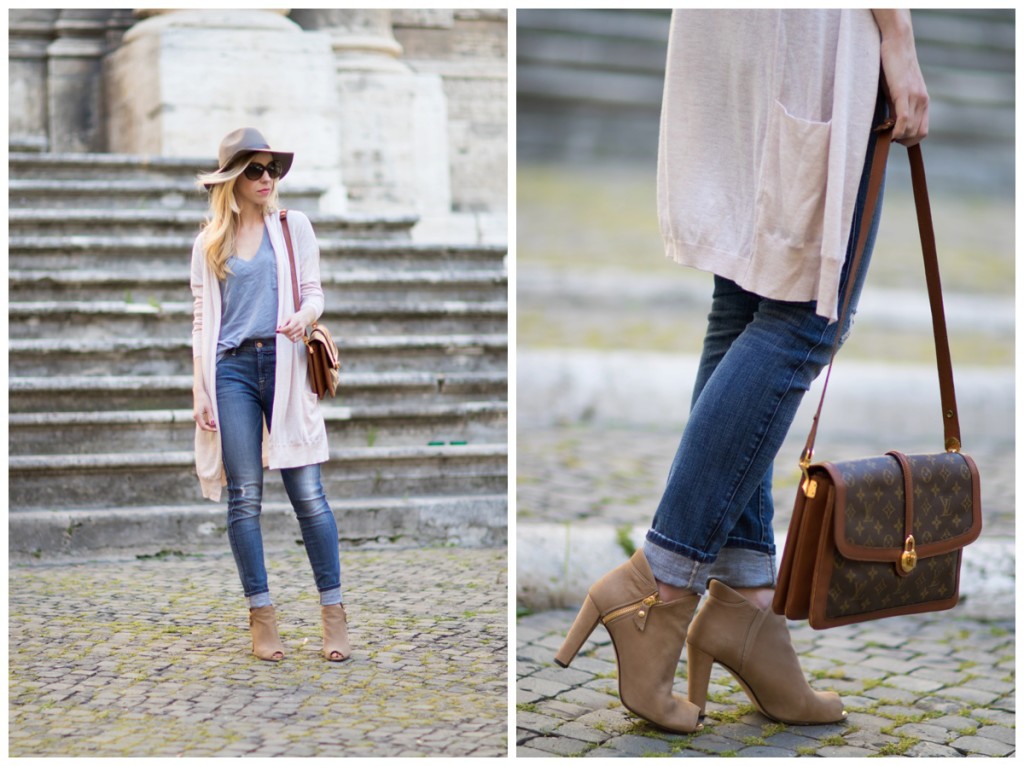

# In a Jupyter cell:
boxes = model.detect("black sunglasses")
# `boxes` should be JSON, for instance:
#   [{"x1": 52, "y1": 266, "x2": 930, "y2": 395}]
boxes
[{"x1": 243, "y1": 160, "x2": 283, "y2": 181}]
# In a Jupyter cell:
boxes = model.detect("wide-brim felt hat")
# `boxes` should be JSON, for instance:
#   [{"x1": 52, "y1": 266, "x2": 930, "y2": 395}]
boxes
[{"x1": 203, "y1": 127, "x2": 294, "y2": 189}]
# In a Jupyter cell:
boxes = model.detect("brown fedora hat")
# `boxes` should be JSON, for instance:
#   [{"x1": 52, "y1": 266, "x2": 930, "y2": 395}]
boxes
[{"x1": 204, "y1": 127, "x2": 294, "y2": 189}]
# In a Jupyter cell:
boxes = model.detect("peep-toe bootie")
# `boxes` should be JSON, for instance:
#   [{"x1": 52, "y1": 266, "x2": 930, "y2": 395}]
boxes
[
  {"x1": 322, "y1": 604, "x2": 351, "y2": 661},
  {"x1": 554, "y1": 549, "x2": 703, "y2": 734},
  {"x1": 249, "y1": 605, "x2": 285, "y2": 662},
  {"x1": 686, "y1": 579, "x2": 845, "y2": 724}
]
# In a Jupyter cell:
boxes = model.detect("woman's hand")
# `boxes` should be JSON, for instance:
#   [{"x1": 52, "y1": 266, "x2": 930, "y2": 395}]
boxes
[
  {"x1": 277, "y1": 313, "x2": 308, "y2": 343},
  {"x1": 193, "y1": 388, "x2": 217, "y2": 432},
  {"x1": 872, "y1": 9, "x2": 929, "y2": 147}
]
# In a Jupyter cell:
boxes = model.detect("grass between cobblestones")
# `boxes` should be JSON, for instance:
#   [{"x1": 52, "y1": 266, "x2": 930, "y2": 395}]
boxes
[{"x1": 10, "y1": 546, "x2": 508, "y2": 757}]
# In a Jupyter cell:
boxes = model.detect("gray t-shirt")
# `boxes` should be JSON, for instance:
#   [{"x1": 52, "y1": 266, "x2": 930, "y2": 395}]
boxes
[{"x1": 217, "y1": 226, "x2": 279, "y2": 357}]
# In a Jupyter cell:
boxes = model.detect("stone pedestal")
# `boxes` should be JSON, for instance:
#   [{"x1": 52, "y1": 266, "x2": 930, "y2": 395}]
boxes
[{"x1": 104, "y1": 9, "x2": 344, "y2": 211}]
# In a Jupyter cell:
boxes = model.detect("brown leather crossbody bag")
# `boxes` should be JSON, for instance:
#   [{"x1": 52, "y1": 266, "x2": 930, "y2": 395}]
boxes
[
  {"x1": 772, "y1": 114, "x2": 982, "y2": 629},
  {"x1": 280, "y1": 210, "x2": 340, "y2": 399}
]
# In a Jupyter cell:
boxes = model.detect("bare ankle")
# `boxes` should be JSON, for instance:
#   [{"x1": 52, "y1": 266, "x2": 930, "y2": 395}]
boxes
[
  {"x1": 733, "y1": 587, "x2": 775, "y2": 610},
  {"x1": 657, "y1": 580, "x2": 695, "y2": 603}
]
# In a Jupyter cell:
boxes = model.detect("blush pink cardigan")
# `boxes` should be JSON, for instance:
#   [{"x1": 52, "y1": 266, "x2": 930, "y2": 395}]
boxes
[
  {"x1": 657, "y1": 9, "x2": 881, "y2": 322},
  {"x1": 190, "y1": 209, "x2": 329, "y2": 501}
]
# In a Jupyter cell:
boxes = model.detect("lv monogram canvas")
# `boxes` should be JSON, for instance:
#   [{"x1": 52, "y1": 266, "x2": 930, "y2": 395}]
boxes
[{"x1": 777, "y1": 451, "x2": 982, "y2": 629}]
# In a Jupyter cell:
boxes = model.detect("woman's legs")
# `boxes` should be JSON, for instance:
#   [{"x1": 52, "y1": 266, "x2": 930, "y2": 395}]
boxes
[
  {"x1": 644, "y1": 285, "x2": 842, "y2": 591},
  {"x1": 217, "y1": 342, "x2": 343, "y2": 608},
  {"x1": 645, "y1": 110, "x2": 885, "y2": 595},
  {"x1": 280, "y1": 464, "x2": 343, "y2": 606},
  {"x1": 217, "y1": 345, "x2": 274, "y2": 607}
]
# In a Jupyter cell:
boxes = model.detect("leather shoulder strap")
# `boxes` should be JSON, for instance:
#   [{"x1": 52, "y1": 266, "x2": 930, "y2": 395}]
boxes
[
  {"x1": 908, "y1": 144, "x2": 962, "y2": 452},
  {"x1": 801, "y1": 114, "x2": 962, "y2": 475},
  {"x1": 279, "y1": 209, "x2": 301, "y2": 313}
]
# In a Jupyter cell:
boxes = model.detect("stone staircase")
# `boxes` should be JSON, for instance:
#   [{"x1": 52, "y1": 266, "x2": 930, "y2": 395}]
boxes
[{"x1": 9, "y1": 151, "x2": 508, "y2": 558}]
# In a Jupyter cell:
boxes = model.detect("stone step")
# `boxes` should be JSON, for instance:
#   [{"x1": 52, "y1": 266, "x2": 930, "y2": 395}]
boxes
[
  {"x1": 10, "y1": 267, "x2": 508, "y2": 303},
  {"x1": 9, "y1": 335, "x2": 508, "y2": 376},
  {"x1": 10, "y1": 299, "x2": 509, "y2": 339},
  {"x1": 9, "y1": 372, "x2": 508, "y2": 413},
  {"x1": 8, "y1": 178, "x2": 325, "y2": 211},
  {"x1": 9, "y1": 494, "x2": 508, "y2": 559},
  {"x1": 10, "y1": 236, "x2": 508, "y2": 272},
  {"x1": 9, "y1": 445, "x2": 508, "y2": 511},
  {"x1": 9, "y1": 208, "x2": 416, "y2": 240},
  {"x1": 9, "y1": 402, "x2": 508, "y2": 455},
  {"x1": 10, "y1": 151, "x2": 216, "y2": 182}
]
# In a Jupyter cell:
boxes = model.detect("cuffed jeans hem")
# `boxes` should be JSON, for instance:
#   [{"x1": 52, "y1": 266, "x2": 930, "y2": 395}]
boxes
[
  {"x1": 707, "y1": 547, "x2": 777, "y2": 591},
  {"x1": 643, "y1": 537, "x2": 713, "y2": 593},
  {"x1": 722, "y1": 537, "x2": 777, "y2": 557},
  {"x1": 644, "y1": 538, "x2": 777, "y2": 595},
  {"x1": 247, "y1": 592, "x2": 272, "y2": 609},
  {"x1": 319, "y1": 586, "x2": 343, "y2": 606}
]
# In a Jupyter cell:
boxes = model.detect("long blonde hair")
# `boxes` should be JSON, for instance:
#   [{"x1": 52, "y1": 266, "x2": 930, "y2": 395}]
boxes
[{"x1": 196, "y1": 158, "x2": 280, "y2": 281}]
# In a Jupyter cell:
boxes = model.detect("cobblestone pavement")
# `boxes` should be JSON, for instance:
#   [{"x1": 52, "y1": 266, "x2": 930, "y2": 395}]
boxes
[
  {"x1": 518, "y1": 605, "x2": 1014, "y2": 757},
  {"x1": 10, "y1": 546, "x2": 507, "y2": 757}
]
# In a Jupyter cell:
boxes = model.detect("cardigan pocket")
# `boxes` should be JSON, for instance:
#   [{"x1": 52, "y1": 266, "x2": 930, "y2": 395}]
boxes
[{"x1": 755, "y1": 100, "x2": 832, "y2": 253}]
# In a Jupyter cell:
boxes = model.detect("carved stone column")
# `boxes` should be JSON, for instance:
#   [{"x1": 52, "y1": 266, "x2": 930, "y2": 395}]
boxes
[
  {"x1": 104, "y1": 9, "x2": 344, "y2": 211},
  {"x1": 46, "y1": 10, "x2": 124, "y2": 153},
  {"x1": 9, "y1": 10, "x2": 59, "y2": 151},
  {"x1": 290, "y1": 9, "x2": 451, "y2": 223}
]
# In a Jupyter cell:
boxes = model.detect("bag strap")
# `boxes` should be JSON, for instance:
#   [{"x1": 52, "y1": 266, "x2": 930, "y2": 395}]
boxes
[
  {"x1": 279, "y1": 209, "x2": 318, "y2": 342},
  {"x1": 279, "y1": 209, "x2": 301, "y2": 314},
  {"x1": 800, "y1": 107, "x2": 962, "y2": 483}
]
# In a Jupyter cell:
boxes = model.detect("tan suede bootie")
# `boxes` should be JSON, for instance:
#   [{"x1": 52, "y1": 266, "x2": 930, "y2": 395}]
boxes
[
  {"x1": 686, "y1": 579, "x2": 845, "y2": 724},
  {"x1": 249, "y1": 605, "x2": 285, "y2": 662},
  {"x1": 321, "y1": 604, "x2": 351, "y2": 662},
  {"x1": 554, "y1": 549, "x2": 702, "y2": 733}
]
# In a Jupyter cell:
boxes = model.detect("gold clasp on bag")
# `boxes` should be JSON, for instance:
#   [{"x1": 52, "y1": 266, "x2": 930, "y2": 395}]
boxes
[
  {"x1": 900, "y1": 536, "x2": 917, "y2": 573},
  {"x1": 799, "y1": 450, "x2": 817, "y2": 498}
]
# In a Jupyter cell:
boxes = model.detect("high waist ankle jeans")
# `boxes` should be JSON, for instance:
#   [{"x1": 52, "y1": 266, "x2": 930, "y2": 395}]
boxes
[
  {"x1": 644, "y1": 104, "x2": 885, "y2": 594},
  {"x1": 216, "y1": 341, "x2": 342, "y2": 606}
]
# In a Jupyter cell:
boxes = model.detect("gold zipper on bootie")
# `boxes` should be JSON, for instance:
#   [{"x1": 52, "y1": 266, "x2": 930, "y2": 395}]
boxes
[{"x1": 601, "y1": 594, "x2": 659, "y2": 631}]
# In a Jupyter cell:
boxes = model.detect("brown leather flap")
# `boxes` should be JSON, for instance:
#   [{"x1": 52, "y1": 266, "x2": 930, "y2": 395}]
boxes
[
  {"x1": 814, "y1": 452, "x2": 981, "y2": 564},
  {"x1": 306, "y1": 323, "x2": 339, "y2": 369}
]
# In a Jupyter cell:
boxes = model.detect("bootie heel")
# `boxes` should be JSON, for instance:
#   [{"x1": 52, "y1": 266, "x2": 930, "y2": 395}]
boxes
[
  {"x1": 685, "y1": 644, "x2": 715, "y2": 715},
  {"x1": 553, "y1": 549, "x2": 703, "y2": 734},
  {"x1": 554, "y1": 595, "x2": 600, "y2": 667},
  {"x1": 686, "y1": 580, "x2": 845, "y2": 725}
]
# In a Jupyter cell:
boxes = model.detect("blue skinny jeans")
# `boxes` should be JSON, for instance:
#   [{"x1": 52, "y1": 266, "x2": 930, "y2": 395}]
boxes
[
  {"x1": 215, "y1": 339, "x2": 342, "y2": 607},
  {"x1": 644, "y1": 108, "x2": 885, "y2": 594}
]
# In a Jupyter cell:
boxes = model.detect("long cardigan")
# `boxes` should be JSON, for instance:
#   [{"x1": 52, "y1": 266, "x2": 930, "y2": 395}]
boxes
[
  {"x1": 657, "y1": 9, "x2": 881, "y2": 322},
  {"x1": 190, "y1": 209, "x2": 329, "y2": 501}
]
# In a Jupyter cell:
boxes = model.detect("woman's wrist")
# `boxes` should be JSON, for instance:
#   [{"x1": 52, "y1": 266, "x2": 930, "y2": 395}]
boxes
[{"x1": 872, "y1": 9, "x2": 913, "y2": 42}]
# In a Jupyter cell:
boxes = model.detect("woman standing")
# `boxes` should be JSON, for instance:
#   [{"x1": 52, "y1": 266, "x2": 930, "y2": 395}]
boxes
[
  {"x1": 191, "y1": 127, "x2": 350, "y2": 663},
  {"x1": 555, "y1": 10, "x2": 929, "y2": 732}
]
